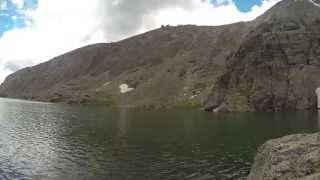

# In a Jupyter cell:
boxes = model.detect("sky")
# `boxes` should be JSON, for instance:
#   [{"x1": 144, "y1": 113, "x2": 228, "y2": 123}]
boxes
[{"x1": 0, "y1": 0, "x2": 282, "y2": 83}]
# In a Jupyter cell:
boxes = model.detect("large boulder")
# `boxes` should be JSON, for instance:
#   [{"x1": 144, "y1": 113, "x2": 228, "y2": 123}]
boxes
[{"x1": 248, "y1": 133, "x2": 320, "y2": 180}]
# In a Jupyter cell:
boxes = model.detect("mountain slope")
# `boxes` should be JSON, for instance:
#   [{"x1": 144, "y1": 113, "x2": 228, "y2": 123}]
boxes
[
  {"x1": 0, "y1": 24, "x2": 249, "y2": 108},
  {"x1": 1, "y1": 0, "x2": 320, "y2": 111}
]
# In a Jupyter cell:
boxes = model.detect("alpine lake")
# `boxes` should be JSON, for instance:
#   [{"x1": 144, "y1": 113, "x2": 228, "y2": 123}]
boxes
[{"x1": 0, "y1": 98, "x2": 319, "y2": 180}]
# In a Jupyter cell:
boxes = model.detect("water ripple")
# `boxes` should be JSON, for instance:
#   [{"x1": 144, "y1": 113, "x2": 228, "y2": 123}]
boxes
[{"x1": 0, "y1": 98, "x2": 319, "y2": 179}]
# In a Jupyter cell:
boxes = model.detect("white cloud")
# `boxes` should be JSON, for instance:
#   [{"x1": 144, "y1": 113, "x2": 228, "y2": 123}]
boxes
[
  {"x1": 0, "y1": 0, "x2": 282, "y2": 83},
  {"x1": 11, "y1": 0, "x2": 24, "y2": 9},
  {"x1": 154, "y1": 0, "x2": 281, "y2": 27},
  {"x1": 0, "y1": 0, "x2": 104, "y2": 82},
  {"x1": 213, "y1": 0, "x2": 232, "y2": 5},
  {"x1": 0, "y1": 0, "x2": 8, "y2": 10}
]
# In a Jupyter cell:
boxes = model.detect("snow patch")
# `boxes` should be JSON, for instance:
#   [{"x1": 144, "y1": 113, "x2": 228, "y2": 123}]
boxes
[
  {"x1": 190, "y1": 95, "x2": 198, "y2": 99},
  {"x1": 103, "y1": 82, "x2": 110, "y2": 87},
  {"x1": 309, "y1": 0, "x2": 320, "y2": 7},
  {"x1": 119, "y1": 84, "x2": 134, "y2": 94}
]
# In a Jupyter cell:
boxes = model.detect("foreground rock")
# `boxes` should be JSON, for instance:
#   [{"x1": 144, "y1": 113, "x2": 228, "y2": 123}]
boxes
[{"x1": 248, "y1": 133, "x2": 320, "y2": 180}]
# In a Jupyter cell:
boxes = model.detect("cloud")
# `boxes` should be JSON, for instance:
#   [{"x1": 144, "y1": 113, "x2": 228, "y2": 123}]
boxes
[
  {"x1": 211, "y1": 0, "x2": 232, "y2": 6},
  {"x1": 0, "y1": 0, "x2": 104, "y2": 82},
  {"x1": 99, "y1": 0, "x2": 197, "y2": 41},
  {"x1": 153, "y1": 0, "x2": 281, "y2": 27},
  {"x1": 4, "y1": 61, "x2": 21, "y2": 71},
  {"x1": 11, "y1": 0, "x2": 24, "y2": 9},
  {"x1": 0, "y1": 0, "x2": 8, "y2": 10},
  {"x1": 99, "y1": 0, "x2": 281, "y2": 41},
  {"x1": 0, "y1": 0, "x2": 282, "y2": 83}
]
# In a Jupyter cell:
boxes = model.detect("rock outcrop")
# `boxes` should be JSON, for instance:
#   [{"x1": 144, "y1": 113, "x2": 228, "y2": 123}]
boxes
[
  {"x1": 1, "y1": 0, "x2": 320, "y2": 111},
  {"x1": 248, "y1": 133, "x2": 320, "y2": 180},
  {"x1": 205, "y1": 0, "x2": 320, "y2": 112}
]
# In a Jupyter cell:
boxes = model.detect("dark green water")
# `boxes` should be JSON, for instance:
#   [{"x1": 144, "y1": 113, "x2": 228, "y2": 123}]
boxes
[{"x1": 0, "y1": 98, "x2": 319, "y2": 180}]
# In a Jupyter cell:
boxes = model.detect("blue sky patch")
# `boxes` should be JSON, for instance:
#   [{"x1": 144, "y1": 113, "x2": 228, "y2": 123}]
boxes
[
  {"x1": 233, "y1": 0, "x2": 263, "y2": 12},
  {"x1": 0, "y1": 0, "x2": 37, "y2": 36},
  {"x1": 210, "y1": 0, "x2": 263, "y2": 12}
]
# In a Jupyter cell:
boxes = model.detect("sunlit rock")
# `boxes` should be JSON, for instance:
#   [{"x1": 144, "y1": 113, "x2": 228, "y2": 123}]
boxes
[{"x1": 248, "y1": 133, "x2": 320, "y2": 180}]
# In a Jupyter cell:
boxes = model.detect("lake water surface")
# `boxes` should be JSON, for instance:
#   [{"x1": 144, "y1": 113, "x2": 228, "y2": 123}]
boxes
[{"x1": 0, "y1": 98, "x2": 319, "y2": 180}]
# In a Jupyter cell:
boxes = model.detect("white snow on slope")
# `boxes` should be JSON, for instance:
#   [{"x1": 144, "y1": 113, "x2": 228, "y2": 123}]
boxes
[{"x1": 309, "y1": 0, "x2": 320, "y2": 7}]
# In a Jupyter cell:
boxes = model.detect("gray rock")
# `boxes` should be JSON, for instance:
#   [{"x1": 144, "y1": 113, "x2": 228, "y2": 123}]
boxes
[
  {"x1": 206, "y1": 0, "x2": 320, "y2": 112},
  {"x1": 248, "y1": 133, "x2": 320, "y2": 180},
  {"x1": 213, "y1": 103, "x2": 229, "y2": 113}
]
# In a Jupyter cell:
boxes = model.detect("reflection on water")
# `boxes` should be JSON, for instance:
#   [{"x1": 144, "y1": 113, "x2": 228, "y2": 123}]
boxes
[
  {"x1": 318, "y1": 110, "x2": 320, "y2": 130},
  {"x1": 0, "y1": 98, "x2": 319, "y2": 180},
  {"x1": 118, "y1": 108, "x2": 129, "y2": 137}
]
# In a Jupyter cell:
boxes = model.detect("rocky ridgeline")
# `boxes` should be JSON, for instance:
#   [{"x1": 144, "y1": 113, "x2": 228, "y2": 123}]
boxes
[{"x1": 1, "y1": 0, "x2": 320, "y2": 111}]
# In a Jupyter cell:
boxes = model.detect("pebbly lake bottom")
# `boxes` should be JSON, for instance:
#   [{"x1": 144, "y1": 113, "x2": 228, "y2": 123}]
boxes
[{"x1": 0, "y1": 98, "x2": 319, "y2": 180}]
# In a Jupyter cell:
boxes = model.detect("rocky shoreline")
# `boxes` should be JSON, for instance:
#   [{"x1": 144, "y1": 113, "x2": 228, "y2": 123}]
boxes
[{"x1": 248, "y1": 133, "x2": 320, "y2": 180}]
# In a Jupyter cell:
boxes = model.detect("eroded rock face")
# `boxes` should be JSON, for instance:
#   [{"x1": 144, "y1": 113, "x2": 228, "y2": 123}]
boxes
[
  {"x1": 206, "y1": 0, "x2": 320, "y2": 111},
  {"x1": 248, "y1": 133, "x2": 320, "y2": 180}
]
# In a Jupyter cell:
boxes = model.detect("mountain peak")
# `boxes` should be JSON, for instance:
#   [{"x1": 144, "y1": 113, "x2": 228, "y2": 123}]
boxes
[
  {"x1": 254, "y1": 0, "x2": 320, "y2": 25},
  {"x1": 281, "y1": 0, "x2": 320, "y2": 6}
]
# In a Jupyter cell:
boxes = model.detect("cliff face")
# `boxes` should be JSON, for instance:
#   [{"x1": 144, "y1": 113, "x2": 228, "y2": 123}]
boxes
[
  {"x1": 1, "y1": 0, "x2": 320, "y2": 111},
  {"x1": 205, "y1": 0, "x2": 320, "y2": 111}
]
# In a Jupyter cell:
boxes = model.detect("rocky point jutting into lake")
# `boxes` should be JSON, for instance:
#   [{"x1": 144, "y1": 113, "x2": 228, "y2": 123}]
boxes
[{"x1": 248, "y1": 133, "x2": 320, "y2": 180}]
